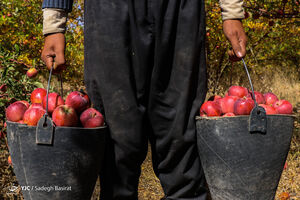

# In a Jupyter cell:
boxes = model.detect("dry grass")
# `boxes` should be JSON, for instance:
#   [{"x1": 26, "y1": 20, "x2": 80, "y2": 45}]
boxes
[
  {"x1": 252, "y1": 69, "x2": 300, "y2": 107},
  {"x1": 206, "y1": 68, "x2": 300, "y2": 200},
  {"x1": 207, "y1": 64, "x2": 300, "y2": 107}
]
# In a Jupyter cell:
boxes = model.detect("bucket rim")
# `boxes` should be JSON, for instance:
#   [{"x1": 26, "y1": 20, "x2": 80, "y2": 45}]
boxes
[
  {"x1": 6, "y1": 120, "x2": 108, "y2": 130},
  {"x1": 195, "y1": 114, "x2": 295, "y2": 120}
]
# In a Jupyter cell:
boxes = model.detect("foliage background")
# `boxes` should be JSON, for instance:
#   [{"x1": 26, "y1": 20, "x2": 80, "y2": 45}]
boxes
[
  {"x1": 0, "y1": 0, "x2": 299, "y2": 103},
  {"x1": 0, "y1": 0, "x2": 299, "y2": 199}
]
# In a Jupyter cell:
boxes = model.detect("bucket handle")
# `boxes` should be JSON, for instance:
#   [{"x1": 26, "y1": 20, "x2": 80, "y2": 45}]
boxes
[
  {"x1": 241, "y1": 58, "x2": 267, "y2": 134},
  {"x1": 36, "y1": 63, "x2": 59, "y2": 145}
]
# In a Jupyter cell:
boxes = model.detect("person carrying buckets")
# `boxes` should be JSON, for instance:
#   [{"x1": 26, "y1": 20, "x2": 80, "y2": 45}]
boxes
[{"x1": 41, "y1": 0, "x2": 247, "y2": 199}]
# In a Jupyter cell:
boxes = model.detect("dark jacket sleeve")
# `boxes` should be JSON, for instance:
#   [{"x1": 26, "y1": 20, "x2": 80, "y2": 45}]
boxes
[{"x1": 42, "y1": 0, "x2": 73, "y2": 12}]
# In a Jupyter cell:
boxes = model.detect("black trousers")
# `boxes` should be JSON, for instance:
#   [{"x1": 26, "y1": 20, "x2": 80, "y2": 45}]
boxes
[{"x1": 84, "y1": 0, "x2": 207, "y2": 199}]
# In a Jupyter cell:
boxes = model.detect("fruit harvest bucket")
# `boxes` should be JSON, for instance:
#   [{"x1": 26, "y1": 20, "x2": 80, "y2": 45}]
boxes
[
  {"x1": 196, "y1": 59, "x2": 295, "y2": 200},
  {"x1": 6, "y1": 65, "x2": 107, "y2": 200},
  {"x1": 6, "y1": 122, "x2": 107, "y2": 200},
  {"x1": 196, "y1": 115, "x2": 294, "y2": 200}
]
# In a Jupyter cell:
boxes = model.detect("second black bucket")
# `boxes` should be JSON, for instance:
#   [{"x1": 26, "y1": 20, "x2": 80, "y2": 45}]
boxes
[
  {"x1": 196, "y1": 115, "x2": 294, "y2": 200},
  {"x1": 7, "y1": 121, "x2": 107, "y2": 200}
]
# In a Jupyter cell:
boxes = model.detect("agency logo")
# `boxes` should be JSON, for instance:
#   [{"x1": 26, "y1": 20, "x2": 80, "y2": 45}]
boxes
[
  {"x1": 6, "y1": 185, "x2": 20, "y2": 195},
  {"x1": 8, "y1": 185, "x2": 18, "y2": 192}
]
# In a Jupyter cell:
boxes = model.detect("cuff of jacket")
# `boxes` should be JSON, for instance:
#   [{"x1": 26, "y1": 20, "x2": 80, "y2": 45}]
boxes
[
  {"x1": 220, "y1": 0, "x2": 245, "y2": 20},
  {"x1": 42, "y1": 0, "x2": 73, "y2": 12},
  {"x1": 43, "y1": 8, "x2": 68, "y2": 35}
]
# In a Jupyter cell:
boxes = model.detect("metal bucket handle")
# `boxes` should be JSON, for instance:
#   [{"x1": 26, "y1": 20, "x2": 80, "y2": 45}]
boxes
[
  {"x1": 35, "y1": 63, "x2": 58, "y2": 145},
  {"x1": 241, "y1": 58, "x2": 267, "y2": 134}
]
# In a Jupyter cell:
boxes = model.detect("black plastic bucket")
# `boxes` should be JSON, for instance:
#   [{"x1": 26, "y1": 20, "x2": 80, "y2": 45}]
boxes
[
  {"x1": 6, "y1": 64, "x2": 107, "y2": 200},
  {"x1": 196, "y1": 59, "x2": 295, "y2": 200},
  {"x1": 6, "y1": 121, "x2": 107, "y2": 200},
  {"x1": 196, "y1": 115, "x2": 294, "y2": 200}
]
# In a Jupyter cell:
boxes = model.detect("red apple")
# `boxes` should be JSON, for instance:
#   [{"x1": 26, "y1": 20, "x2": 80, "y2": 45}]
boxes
[
  {"x1": 279, "y1": 192, "x2": 290, "y2": 200},
  {"x1": 42, "y1": 92, "x2": 65, "y2": 114},
  {"x1": 200, "y1": 101, "x2": 221, "y2": 117},
  {"x1": 23, "y1": 108, "x2": 46, "y2": 126},
  {"x1": 80, "y1": 108, "x2": 104, "y2": 128},
  {"x1": 29, "y1": 103, "x2": 43, "y2": 110},
  {"x1": 255, "y1": 91, "x2": 265, "y2": 104},
  {"x1": 248, "y1": 91, "x2": 265, "y2": 104},
  {"x1": 228, "y1": 86, "x2": 248, "y2": 98},
  {"x1": 223, "y1": 113, "x2": 235, "y2": 117},
  {"x1": 18, "y1": 120, "x2": 26, "y2": 124},
  {"x1": 17, "y1": 100, "x2": 30, "y2": 108},
  {"x1": 216, "y1": 96, "x2": 239, "y2": 114},
  {"x1": 273, "y1": 100, "x2": 293, "y2": 114},
  {"x1": 259, "y1": 104, "x2": 277, "y2": 115},
  {"x1": 264, "y1": 92, "x2": 278, "y2": 105},
  {"x1": 208, "y1": 95, "x2": 222, "y2": 102},
  {"x1": 26, "y1": 68, "x2": 38, "y2": 78},
  {"x1": 52, "y1": 105, "x2": 78, "y2": 127},
  {"x1": 31, "y1": 88, "x2": 47, "y2": 104},
  {"x1": 8, "y1": 155, "x2": 12, "y2": 165},
  {"x1": 65, "y1": 91, "x2": 90, "y2": 114},
  {"x1": 6, "y1": 102, "x2": 27, "y2": 122},
  {"x1": 246, "y1": 97, "x2": 255, "y2": 108},
  {"x1": 234, "y1": 98, "x2": 255, "y2": 115},
  {"x1": 283, "y1": 162, "x2": 287, "y2": 170}
]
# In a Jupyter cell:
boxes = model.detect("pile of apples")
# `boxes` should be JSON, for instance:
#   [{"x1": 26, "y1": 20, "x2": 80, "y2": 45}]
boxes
[
  {"x1": 200, "y1": 85, "x2": 293, "y2": 117},
  {"x1": 5, "y1": 88, "x2": 104, "y2": 128}
]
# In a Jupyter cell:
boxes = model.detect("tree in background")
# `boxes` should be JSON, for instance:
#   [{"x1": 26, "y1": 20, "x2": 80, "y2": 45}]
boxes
[
  {"x1": 0, "y1": 0, "x2": 84, "y2": 88},
  {"x1": 0, "y1": 0, "x2": 84, "y2": 128},
  {"x1": 206, "y1": 0, "x2": 299, "y2": 104},
  {"x1": 0, "y1": 0, "x2": 299, "y2": 105}
]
